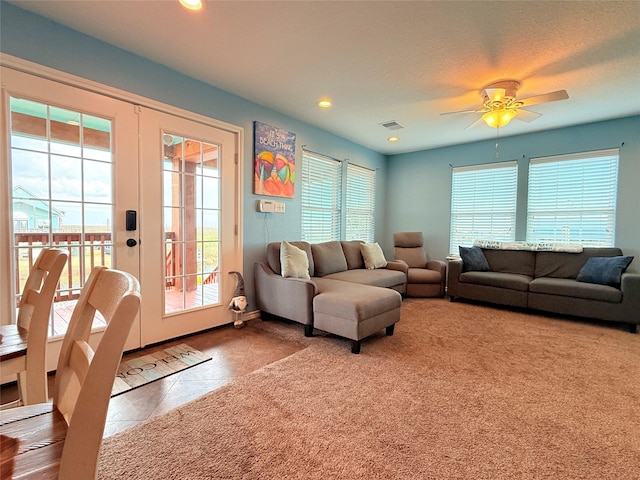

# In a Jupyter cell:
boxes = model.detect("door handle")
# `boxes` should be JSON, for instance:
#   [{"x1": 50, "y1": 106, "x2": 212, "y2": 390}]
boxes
[{"x1": 126, "y1": 238, "x2": 138, "y2": 247}]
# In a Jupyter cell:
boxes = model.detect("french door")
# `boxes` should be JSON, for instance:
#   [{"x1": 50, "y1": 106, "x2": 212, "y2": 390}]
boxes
[
  {"x1": 1, "y1": 64, "x2": 242, "y2": 370},
  {"x1": 137, "y1": 108, "x2": 242, "y2": 345}
]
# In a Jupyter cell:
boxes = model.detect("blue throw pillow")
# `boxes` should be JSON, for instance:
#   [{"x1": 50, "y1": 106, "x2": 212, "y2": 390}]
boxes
[
  {"x1": 459, "y1": 246, "x2": 490, "y2": 272},
  {"x1": 576, "y1": 256, "x2": 634, "y2": 287}
]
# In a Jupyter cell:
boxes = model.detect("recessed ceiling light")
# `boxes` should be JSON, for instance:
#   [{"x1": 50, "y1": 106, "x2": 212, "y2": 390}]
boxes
[
  {"x1": 317, "y1": 99, "x2": 332, "y2": 108},
  {"x1": 388, "y1": 136, "x2": 399, "y2": 142},
  {"x1": 179, "y1": 0, "x2": 203, "y2": 11}
]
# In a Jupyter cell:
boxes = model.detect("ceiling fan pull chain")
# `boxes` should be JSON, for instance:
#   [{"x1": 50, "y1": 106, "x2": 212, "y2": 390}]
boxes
[{"x1": 495, "y1": 127, "x2": 500, "y2": 157}]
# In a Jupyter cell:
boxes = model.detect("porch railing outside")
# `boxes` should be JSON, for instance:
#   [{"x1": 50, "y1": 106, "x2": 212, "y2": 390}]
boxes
[
  {"x1": 14, "y1": 231, "x2": 180, "y2": 302},
  {"x1": 14, "y1": 232, "x2": 113, "y2": 304},
  {"x1": 14, "y1": 231, "x2": 215, "y2": 307},
  {"x1": 14, "y1": 231, "x2": 220, "y2": 336}
]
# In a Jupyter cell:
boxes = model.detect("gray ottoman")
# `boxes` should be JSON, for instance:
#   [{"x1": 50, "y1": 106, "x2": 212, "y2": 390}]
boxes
[{"x1": 312, "y1": 279, "x2": 402, "y2": 354}]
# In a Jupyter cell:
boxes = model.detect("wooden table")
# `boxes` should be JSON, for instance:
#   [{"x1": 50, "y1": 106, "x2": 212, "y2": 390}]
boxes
[
  {"x1": 0, "y1": 324, "x2": 28, "y2": 410},
  {"x1": 0, "y1": 326, "x2": 65, "y2": 478},
  {"x1": 0, "y1": 403, "x2": 66, "y2": 479},
  {"x1": 0, "y1": 324, "x2": 28, "y2": 364}
]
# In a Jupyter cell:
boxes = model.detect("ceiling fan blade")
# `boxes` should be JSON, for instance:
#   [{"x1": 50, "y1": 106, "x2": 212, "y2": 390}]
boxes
[
  {"x1": 465, "y1": 115, "x2": 485, "y2": 130},
  {"x1": 440, "y1": 108, "x2": 485, "y2": 116},
  {"x1": 519, "y1": 90, "x2": 569, "y2": 107},
  {"x1": 514, "y1": 109, "x2": 542, "y2": 123}
]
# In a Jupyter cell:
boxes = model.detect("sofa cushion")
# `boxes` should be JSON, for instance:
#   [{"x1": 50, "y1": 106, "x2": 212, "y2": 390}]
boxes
[
  {"x1": 313, "y1": 278, "x2": 401, "y2": 320},
  {"x1": 396, "y1": 248, "x2": 427, "y2": 268},
  {"x1": 360, "y1": 242, "x2": 388, "y2": 269},
  {"x1": 459, "y1": 246, "x2": 490, "y2": 272},
  {"x1": 407, "y1": 268, "x2": 442, "y2": 284},
  {"x1": 267, "y1": 241, "x2": 314, "y2": 277},
  {"x1": 311, "y1": 241, "x2": 348, "y2": 276},
  {"x1": 482, "y1": 249, "x2": 536, "y2": 276},
  {"x1": 394, "y1": 231, "x2": 424, "y2": 248},
  {"x1": 576, "y1": 256, "x2": 634, "y2": 287},
  {"x1": 323, "y1": 268, "x2": 406, "y2": 289},
  {"x1": 459, "y1": 271, "x2": 531, "y2": 292},
  {"x1": 341, "y1": 241, "x2": 365, "y2": 270},
  {"x1": 534, "y1": 247, "x2": 623, "y2": 279},
  {"x1": 280, "y1": 241, "x2": 310, "y2": 280},
  {"x1": 529, "y1": 277, "x2": 622, "y2": 303}
]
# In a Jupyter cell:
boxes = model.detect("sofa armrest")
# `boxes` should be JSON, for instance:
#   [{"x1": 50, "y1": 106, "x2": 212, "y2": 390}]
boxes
[
  {"x1": 386, "y1": 260, "x2": 408, "y2": 275},
  {"x1": 620, "y1": 272, "x2": 640, "y2": 319},
  {"x1": 254, "y1": 262, "x2": 317, "y2": 325},
  {"x1": 446, "y1": 259, "x2": 463, "y2": 298},
  {"x1": 621, "y1": 271, "x2": 640, "y2": 289},
  {"x1": 427, "y1": 259, "x2": 447, "y2": 276}
]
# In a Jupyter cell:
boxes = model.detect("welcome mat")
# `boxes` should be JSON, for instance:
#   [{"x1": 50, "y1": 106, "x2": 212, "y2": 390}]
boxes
[{"x1": 111, "y1": 343, "x2": 211, "y2": 397}]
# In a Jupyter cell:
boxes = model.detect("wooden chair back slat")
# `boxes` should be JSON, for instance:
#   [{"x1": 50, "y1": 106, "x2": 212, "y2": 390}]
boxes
[
  {"x1": 56, "y1": 267, "x2": 140, "y2": 478},
  {"x1": 8, "y1": 248, "x2": 68, "y2": 406}
]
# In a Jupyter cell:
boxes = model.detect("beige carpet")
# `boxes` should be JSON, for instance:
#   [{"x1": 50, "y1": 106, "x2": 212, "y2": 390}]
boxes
[{"x1": 98, "y1": 299, "x2": 640, "y2": 479}]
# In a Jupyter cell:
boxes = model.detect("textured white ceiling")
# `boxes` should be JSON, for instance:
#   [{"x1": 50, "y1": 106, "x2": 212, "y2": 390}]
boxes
[{"x1": 8, "y1": 0, "x2": 640, "y2": 154}]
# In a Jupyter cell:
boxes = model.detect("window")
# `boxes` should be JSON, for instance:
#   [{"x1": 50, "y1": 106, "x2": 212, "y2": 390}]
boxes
[
  {"x1": 345, "y1": 164, "x2": 376, "y2": 242},
  {"x1": 9, "y1": 96, "x2": 114, "y2": 336},
  {"x1": 301, "y1": 152, "x2": 376, "y2": 243},
  {"x1": 449, "y1": 161, "x2": 518, "y2": 254},
  {"x1": 162, "y1": 133, "x2": 220, "y2": 314},
  {"x1": 527, "y1": 149, "x2": 619, "y2": 246},
  {"x1": 301, "y1": 152, "x2": 342, "y2": 243}
]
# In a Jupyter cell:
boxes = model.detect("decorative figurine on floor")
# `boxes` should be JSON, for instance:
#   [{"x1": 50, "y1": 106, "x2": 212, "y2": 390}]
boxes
[{"x1": 228, "y1": 271, "x2": 247, "y2": 328}]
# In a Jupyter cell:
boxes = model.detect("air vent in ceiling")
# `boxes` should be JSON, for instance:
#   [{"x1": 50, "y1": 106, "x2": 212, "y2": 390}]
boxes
[{"x1": 380, "y1": 120, "x2": 404, "y2": 131}]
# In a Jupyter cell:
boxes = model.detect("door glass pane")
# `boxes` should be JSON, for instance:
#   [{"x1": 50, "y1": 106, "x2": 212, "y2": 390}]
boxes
[
  {"x1": 9, "y1": 97, "x2": 113, "y2": 337},
  {"x1": 84, "y1": 160, "x2": 112, "y2": 203},
  {"x1": 51, "y1": 155, "x2": 83, "y2": 201},
  {"x1": 162, "y1": 133, "x2": 221, "y2": 314}
]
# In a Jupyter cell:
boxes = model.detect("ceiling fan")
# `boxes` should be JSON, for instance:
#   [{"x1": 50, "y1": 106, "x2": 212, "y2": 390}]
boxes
[{"x1": 441, "y1": 80, "x2": 569, "y2": 129}]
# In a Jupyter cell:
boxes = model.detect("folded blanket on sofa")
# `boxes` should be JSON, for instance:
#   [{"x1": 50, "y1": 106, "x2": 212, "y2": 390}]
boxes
[{"x1": 473, "y1": 240, "x2": 583, "y2": 253}]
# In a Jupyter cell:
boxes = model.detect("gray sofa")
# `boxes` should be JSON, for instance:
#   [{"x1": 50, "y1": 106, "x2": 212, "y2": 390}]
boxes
[
  {"x1": 254, "y1": 240, "x2": 407, "y2": 353},
  {"x1": 447, "y1": 247, "x2": 639, "y2": 332}
]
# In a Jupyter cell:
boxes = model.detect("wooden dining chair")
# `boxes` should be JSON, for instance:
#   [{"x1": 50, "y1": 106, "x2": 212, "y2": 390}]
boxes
[
  {"x1": 0, "y1": 266, "x2": 141, "y2": 479},
  {"x1": 1, "y1": 247, "x2": 68, "y2": 408}
]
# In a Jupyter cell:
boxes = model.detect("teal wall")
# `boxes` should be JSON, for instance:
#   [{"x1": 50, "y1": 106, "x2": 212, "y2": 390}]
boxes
[
  {"x1": 386, "y1": 116, "x2": 640, "y2": 271},
  {"x1": 0, "y1": 3, "x2": 387, "y2": 306},
  {"x1": 2, "y1": 3, "x2": 639, "y2": 311}
]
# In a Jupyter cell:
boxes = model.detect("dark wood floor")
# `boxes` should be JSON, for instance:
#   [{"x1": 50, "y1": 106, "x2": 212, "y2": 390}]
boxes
[{"x1": 0, "y1": 319, "x2": 304, "y2": 438}]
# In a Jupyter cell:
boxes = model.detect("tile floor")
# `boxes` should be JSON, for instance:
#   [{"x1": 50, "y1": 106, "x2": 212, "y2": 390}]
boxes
[{"x1": 0, "y1": 319, "x2": 304, "y2": 438}]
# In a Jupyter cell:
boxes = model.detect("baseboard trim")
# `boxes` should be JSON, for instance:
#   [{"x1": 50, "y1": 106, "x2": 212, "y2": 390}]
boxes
[{"x1": 242, "y1": 310, "x2": 261, "y2": 321}]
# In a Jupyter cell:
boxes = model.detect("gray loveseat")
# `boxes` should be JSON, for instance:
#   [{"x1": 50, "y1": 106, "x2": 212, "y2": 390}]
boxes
[
  {"x1": 254, "y1": 240, "x2": 407, "y2": 353},
  {"x1": 447, "y1": 247, "x2": 639, "y2": 332}
]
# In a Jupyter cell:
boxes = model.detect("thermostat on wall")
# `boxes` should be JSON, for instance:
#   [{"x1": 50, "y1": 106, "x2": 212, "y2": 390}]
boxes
[
  {"x1": 257, "y1": 199, "x2": 285, "y2": 213},
  {"x1": 257, "y1": 199, "x2": 275, "y2": 212}
]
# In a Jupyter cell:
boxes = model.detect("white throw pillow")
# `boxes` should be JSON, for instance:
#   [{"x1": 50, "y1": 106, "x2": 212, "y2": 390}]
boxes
[
  {"x1": 360, "y1": 242, "x2": 387, "y2": 270},
  {"x1": 280, "y1": 241, "x2": 310, "y2": 279}
]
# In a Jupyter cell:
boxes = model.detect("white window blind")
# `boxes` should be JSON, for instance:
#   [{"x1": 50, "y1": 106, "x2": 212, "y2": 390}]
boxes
[
  {"x1": 449, "y1": 161, "x2": 518, "y2": 254},
  {"x1": 526, "y1": 149, "x2": 619, "y2": 246},
  {"x1": 345, "y1": 164, "x2": 375, "y2": 242},
  {"x1": 301, "y1": 152, "x2": 342, "y2": 243}
]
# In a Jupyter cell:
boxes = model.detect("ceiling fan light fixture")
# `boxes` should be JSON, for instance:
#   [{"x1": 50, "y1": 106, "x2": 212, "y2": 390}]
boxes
[
  {"x1": 482, "y1": 108, "x2": 516, "y2": 128},
  {"x1": 179, "y1": 0, "x2": 203, "y2": 11}
]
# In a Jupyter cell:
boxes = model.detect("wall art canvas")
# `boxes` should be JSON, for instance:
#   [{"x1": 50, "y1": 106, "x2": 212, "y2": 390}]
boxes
[{"x1": 253, "y1": 121, "x2": 296, "y2": 198}]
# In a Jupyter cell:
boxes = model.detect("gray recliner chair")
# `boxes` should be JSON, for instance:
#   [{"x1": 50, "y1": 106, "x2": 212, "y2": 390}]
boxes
[{"x1": 393, "y1": 232, "x2": 446, "y2": 297}]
